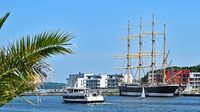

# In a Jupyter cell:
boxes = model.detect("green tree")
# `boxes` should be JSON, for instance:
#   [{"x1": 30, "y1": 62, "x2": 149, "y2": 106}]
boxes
[{"x1": 0, "y1": 12, "x2": 74, "y2": 106}]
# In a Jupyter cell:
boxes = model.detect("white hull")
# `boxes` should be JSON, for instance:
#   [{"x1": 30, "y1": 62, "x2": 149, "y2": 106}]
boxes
[
  {"x1": 63, "y1": 96, "x2": 104, "y2": 103},
  {"x1": 121, "y1": 92, "x2": 141, "y2": 96},
  {"x1": 63, "y1": 88, "x2": 104, "y2": 103},
  {"x1": 147, "y1": 93, "x2": 174, "y2": 97}
]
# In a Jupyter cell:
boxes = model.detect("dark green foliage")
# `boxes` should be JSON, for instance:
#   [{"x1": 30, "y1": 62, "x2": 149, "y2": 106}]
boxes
[
  {"x1": 167, "y1": 64, "x2": 200, "y2": 72},
  {"x1": 141, "y1": 74, "x2": 148, "y2": 82},
  {"x1": 39, "y1": 82, "x2": 66, "y2": 89}
]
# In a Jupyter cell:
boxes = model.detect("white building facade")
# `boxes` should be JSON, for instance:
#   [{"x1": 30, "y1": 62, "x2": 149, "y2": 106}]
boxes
[
  {"x1": 66, "y1": 73, "x2": 124, "y2": 89},
  {"x1": 190, "y1": 72, "x2": 200, "y2": 92}
]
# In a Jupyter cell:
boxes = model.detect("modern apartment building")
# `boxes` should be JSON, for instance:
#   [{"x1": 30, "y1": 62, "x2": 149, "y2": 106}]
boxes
[
  {"x1": 190, "y1": 72, "x2": 200, "y2": 91},
  {"x1": 66, "y1": 73, "x2": 124, "y2": 89}
]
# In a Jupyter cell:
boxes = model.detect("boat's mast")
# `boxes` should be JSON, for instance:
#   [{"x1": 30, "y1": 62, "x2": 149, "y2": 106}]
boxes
[
  {"x1": 126, "y1": 20, "x2": 131, "y2": 84},
  {"x1": 162, "y1": 24, "x2": 167, "y2": 83},
  {"x1": 139, "y1": 17, "x2": 143, "y2": 82},
  {"x1": 115, "y1": 20, "x2": 133, "y2": 84},
  {"x1": 151, "y1": 13, "x2": 155, "y2": 84}
]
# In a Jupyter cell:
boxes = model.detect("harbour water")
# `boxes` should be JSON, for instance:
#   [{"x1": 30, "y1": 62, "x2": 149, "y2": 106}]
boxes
[{"x1": 1, "y1": 96, "x2": 200, "y2": 112}]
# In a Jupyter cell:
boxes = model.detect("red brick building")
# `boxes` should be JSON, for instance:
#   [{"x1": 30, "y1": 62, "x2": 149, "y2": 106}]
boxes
[
  {"x1": 152, "y1": 69, "x2": 190, "y2": 85},
  {"x1": 165, "y1": 69, "x2": 190, "y2": 85}
]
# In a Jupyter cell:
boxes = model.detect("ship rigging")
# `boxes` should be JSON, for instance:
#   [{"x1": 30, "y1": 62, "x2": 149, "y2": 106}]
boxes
[{"x1": 116, "y1": 14, "x2": 179, "y2": 97}]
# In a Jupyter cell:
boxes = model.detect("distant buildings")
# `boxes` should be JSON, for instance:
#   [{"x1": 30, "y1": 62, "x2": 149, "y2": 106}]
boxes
[
  {"x1": 66, "y1": 72, "x2": 124, "y2": 89},
  {"x1": 165, "y1": 69, "x2": 190, "y2": 86},
  {"x1": 148, "y1": 69, "x2": 190, "y2": 86},
  {"x1": 66, "y1": 71, "x2": 200, "y2": 93},
  {"x1": 148, "y1": 69, "x2": 200, "y2": 93},
  {"x1": 190, "y1": 72, "x2": 200, "y2": 91}
]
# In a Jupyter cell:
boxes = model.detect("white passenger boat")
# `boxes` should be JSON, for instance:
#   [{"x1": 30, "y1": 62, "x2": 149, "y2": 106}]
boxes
[{"x1": 63, "y1": 87, "x2": 104, "y2": 103}]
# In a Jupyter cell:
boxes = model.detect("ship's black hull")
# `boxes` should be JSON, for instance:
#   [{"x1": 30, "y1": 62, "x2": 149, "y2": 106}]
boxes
[
  {"x1": 119, "y1": 84, "x2": 179, "y2": 97},
  {"x1": 182, "y1": 94, "x2": 200, "y2": 96}
]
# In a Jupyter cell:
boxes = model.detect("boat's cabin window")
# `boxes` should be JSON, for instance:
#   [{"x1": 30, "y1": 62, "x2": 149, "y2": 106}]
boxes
[
  {"x1": 67, "y1": 89, "x2": 73, "y2": 93},
  {"x1": 63, "y1": 96, "x2": 85, "y2": 99},
  {"x1": 92, "y1": 93, "x2": 97, "y2": 96},
  {"x1": 67, "y1": 89, "x2": 85, "y2": 93},
  {"x1": 74, "y1": 89, "x2": 79, "y2": 92}
]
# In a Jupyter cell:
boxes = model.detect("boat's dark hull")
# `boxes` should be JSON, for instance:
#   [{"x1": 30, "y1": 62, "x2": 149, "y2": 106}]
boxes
[
  {"x1": 63, "y1": 100, "x2": 105, "y2": 103},
  {"x1": 182, "y1": 94, "x2": 200, "y2": 96},
  {"x1": 119, "y1": 85, "x2": 179, "y2": 97}
]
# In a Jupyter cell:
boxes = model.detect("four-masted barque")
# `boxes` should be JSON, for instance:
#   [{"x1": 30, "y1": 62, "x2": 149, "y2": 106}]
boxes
[{"x1": 116, "y1": 14, "x2": 179, "y2": 97}]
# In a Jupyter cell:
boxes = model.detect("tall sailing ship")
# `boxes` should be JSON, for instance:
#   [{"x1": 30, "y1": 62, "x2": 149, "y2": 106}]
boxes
[{"x1": 116, "y1": 14, "x2": 179, "y2": 97}]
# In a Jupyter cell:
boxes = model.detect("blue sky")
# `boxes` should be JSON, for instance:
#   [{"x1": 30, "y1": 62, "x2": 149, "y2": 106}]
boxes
[{"x1": 0, "y1": 0, "x2": 200, "y2": 83}]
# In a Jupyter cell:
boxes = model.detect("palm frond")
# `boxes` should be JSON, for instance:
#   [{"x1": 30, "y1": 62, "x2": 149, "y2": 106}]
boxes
[
  {"x1": 0, "y1": 12, "x2": 10, "y2": 29},
  {"x1": 0, "y1": 31, "x2": 74, "y2": 106}
]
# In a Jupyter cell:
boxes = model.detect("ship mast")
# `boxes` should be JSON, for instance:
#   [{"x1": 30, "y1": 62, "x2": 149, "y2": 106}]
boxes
[
  {"x1": 115, "y1": 14, "x2": 165, "y2": 85},
  {"x1": 162, "y1": 24, "x2": 167, "y2": 83},
  {"x1": 126, "y1": 19, "x2": 131, "y2": 84},
  {"x1": 151, "y1": 13, "x2": 155, "y2": 84},
  {"x1": 139, "y1": 17, "x2": 143, "y2": 82},
  {"x1": 115, "y1": 20, "x2": 133, "y2": 84}
]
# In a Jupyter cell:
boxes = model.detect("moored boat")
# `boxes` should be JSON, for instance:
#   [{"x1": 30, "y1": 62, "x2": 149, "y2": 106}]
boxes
[
  {"x1": 63, "y1": 87, "x2": 104, "y2": 103},
  {"x1": 117, "y1": 14, "x2": 179, "y2": 97},
  {"x1": 120, "y1": 84, "x2": 178, "y2": 97}
]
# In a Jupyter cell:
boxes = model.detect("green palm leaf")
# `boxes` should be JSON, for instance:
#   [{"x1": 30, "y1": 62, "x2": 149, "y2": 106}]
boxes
[
  {"x1": 0, "y1": 12, "x2": 10, "y2": 29},
  {"x1": 0, "y1": 11, "x2": 75, "y2": 107},
  {"x1": 0, "y1": 31, "x2": 74, "y2": 106}
]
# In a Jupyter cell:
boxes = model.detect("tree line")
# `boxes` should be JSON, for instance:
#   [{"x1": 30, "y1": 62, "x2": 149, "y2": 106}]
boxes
[
  {"x1": 167, "y1": 64, "x2": 200, "y2": 72},
  {"x1": 38, "y1": 82, "x2": 66, "y2": 89}
]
